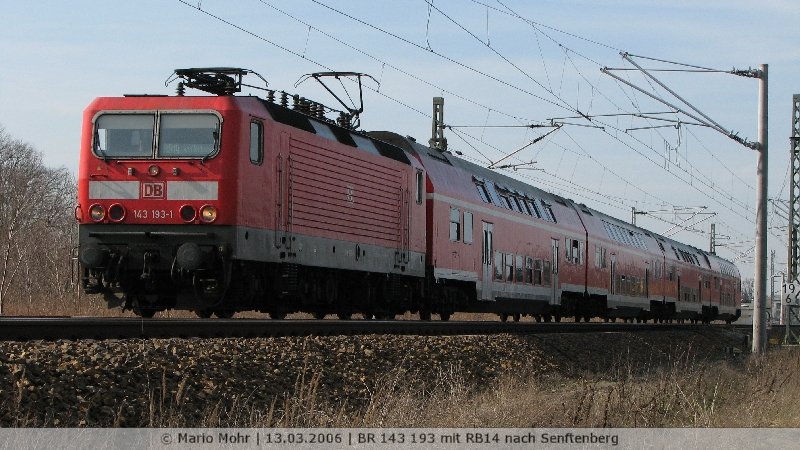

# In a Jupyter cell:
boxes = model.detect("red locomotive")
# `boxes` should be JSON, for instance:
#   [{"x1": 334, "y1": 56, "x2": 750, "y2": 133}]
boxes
[{"x1": 76, "y1": 68, "x2": 741, "y2": 322}]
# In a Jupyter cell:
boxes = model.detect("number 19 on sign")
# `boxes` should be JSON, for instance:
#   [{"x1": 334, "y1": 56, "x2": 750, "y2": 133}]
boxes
[{"x1": 782, "y1": 282, "x2": 800, "y2": 305}]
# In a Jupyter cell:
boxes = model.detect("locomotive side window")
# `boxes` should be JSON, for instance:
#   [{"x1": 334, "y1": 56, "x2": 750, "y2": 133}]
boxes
[
  {"x1": 463, "y1": 211, "x2": 473, "y2": 244},
  {"x1": 94, "y1": 114, "x2": 155, "y2": 158},
  {"x1": 158, "y1": 114, "x2": 220, "y2": 158},
  {"x1": 515, "y1": 255, "x2": 524, "y2": 282},
  {"x1": 494, "y1": 252, "x2": 504, "y2": 280},
  {"x1": 250, "y1": 121, "x2": 263, "y2": 164}
]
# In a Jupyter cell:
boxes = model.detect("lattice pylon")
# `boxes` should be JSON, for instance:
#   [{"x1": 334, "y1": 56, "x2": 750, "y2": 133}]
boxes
[{"x1": 789, "y1": 95, "x2": 800, "y2": 279}]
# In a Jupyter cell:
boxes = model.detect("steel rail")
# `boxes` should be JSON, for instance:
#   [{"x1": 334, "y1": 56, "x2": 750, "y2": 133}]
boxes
[{"x1": 0, "y1": 317, "x2": 756, "y2": 342}]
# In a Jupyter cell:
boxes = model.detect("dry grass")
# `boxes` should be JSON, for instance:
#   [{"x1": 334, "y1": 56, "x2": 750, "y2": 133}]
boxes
[
  {"x1": 336, "y1": 348, "x2": 799, "y2": 427},
  {"x1": 8, "y1": 347, "x2": 793, "y2": 428},
  {"x1": 306, "y1": 350, "x2": 793, "y2": 428}
]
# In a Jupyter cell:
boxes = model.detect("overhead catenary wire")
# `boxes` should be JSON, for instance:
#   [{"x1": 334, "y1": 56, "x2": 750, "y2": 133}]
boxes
[
  {"x1": 176, "y1": 0, "x2": 766, "y2": 261},
  {"x1": 372, "y1": 0, "x2": 764, "y2": 243},
  {"x1": 309, "y1": 0, "x2": 581, "y2": 113},
  {"x1": 254, "y1": 0, "x2": 537, "y2": 124},
  {"x1": 461, "y1": 0, "x2": 761, "y2": 238},
  {"x1": 478, "y1": 3, "x2": 764, "y2": 201},
  {"x1": 254, "y1": 0, "x2": 718, "y2": 218},
  {"x1": 422, "y1": 1, "x2": 761, "y2": 234},
  {"x1": 309, "y1": 0, "x2": 761, "y2": 235},
  {"x1": 423, "y1": 0, "x2": 575, "y2": 113}
]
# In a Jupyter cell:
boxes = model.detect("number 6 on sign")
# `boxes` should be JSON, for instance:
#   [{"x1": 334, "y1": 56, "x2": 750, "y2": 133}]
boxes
[{"x1": 783, "y1": 282, "x2": 800, "y2": 305}]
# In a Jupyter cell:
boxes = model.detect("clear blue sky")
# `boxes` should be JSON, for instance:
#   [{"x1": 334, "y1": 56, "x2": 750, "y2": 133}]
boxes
[{"x1": 1, "y1": 0, "x2": 797, "y2": 278}]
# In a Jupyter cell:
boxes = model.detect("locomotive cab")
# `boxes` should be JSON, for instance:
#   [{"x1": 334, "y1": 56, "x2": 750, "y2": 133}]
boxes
[{"x1": 77, "y1": 101, "x2": 237, "y2": 316}]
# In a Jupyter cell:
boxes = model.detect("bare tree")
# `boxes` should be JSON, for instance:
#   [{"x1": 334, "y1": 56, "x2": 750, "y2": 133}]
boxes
[
  {"x1": 0, "y1": 126, "x2": 76, "y2": 315},
  {"x1": 741, "y1": 277, "x2": 755, "y2": 304}
]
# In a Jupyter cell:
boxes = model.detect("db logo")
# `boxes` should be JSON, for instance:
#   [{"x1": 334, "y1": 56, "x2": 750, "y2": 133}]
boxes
[{"x1": 141, "y1": 182, "x2": 166, "y2": 199}]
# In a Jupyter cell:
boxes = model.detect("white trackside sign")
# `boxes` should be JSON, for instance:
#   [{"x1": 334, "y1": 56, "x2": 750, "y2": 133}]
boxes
[{"x1": 782, "y1": 281, "x2": 800, "y2": 305}]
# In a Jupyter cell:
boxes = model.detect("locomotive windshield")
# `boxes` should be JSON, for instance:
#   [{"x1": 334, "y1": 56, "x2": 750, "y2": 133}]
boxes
[
  {"x1": 93, "y1": 112, "x2": 220, "y2": 159},
  {"x1": 95, "y1": 114, "x2": 155, "y2": 158}
]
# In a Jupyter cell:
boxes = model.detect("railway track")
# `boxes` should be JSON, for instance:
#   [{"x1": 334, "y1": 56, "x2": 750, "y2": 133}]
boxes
[{"x1": 0, "y1": 317, "x2": 754, "y2": 342}]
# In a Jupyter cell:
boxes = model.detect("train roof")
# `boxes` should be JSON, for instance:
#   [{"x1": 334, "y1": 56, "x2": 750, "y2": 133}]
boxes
[
  {"x1": 368, "y1": 130, "x2": 739, "y2": 277},
  {"x1": 103, "y1": 85, "x2": 737, "y2": 278},
  {"x1": 252, "y1": 99, "x2": 414, "y2": 166}
]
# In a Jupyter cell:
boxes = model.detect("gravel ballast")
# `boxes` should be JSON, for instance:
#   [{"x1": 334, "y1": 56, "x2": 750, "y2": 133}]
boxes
[{"x1": 0, "y1": 328, "x2": 749, "y2": 426}]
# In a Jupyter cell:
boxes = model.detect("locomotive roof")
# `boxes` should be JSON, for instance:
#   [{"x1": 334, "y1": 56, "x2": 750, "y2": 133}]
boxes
[{"x1": 255, "y1": 98, "x2": 413, "y2": 166}]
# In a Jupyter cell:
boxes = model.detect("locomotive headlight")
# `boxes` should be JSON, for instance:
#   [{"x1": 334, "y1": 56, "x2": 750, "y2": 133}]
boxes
[
  {"x1": 199, "y1": 205, "x2": 218, "y2": 223},
  {"x1": 108, "y1": 203, "x2": 126, "y2": 222},
  {"x1": 148, "y1": 164, "x2": 160, "y2": 176},
  {"x1": 180, "y1": 204, "x2": 196, "y2": 223},
  {"x1": 89, "y1": 204, "x2": 105, "y2": 222}
]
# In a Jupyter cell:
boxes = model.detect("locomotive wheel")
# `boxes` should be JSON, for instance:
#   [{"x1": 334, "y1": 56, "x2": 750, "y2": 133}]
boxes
[
  {"x1": 134, "y1": 308, "x2": 156, "y2": 318},
  {"x1": 337, "y1": 313, "x2": 352, "y2": 320},
  {"x1": 440, "y1": 312, "x2": 451, "y2": 322},
  {"x1": 499, "y1": 313, "x2": 509, "y2": 322},
  {"x1": 314, "y1": 311, "x2": 327, "y2": 320},
  {"x1": 513, "y1": 313, "x2": 521, "y2": 322},
  {"x1": 419, "y1": 310, "x2": 432, "y2": 321},
  {"x1": 214, "y1": 309, "x2": 234, "y2": 319},
  {"x1": 269, "y1": 311, "x2": 287, "y2": 320},
  {"x1": 195, "y1": 310, "x2": 213, "y2": 319}
]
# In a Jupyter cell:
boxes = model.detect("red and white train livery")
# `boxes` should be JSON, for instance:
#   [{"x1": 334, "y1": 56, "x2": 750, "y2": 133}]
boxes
[{"x1": 76, "y1": 68, "x2": 740, "y2": 322}]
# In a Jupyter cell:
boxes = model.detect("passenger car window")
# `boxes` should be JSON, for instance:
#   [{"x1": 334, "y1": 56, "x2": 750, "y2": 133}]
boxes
[
  {"x1": 449, "y1": 208, "x2": 461, "y2": 241},
  {"x1": 463, "y1": 211, "x2": 473, "y2": 244}
]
